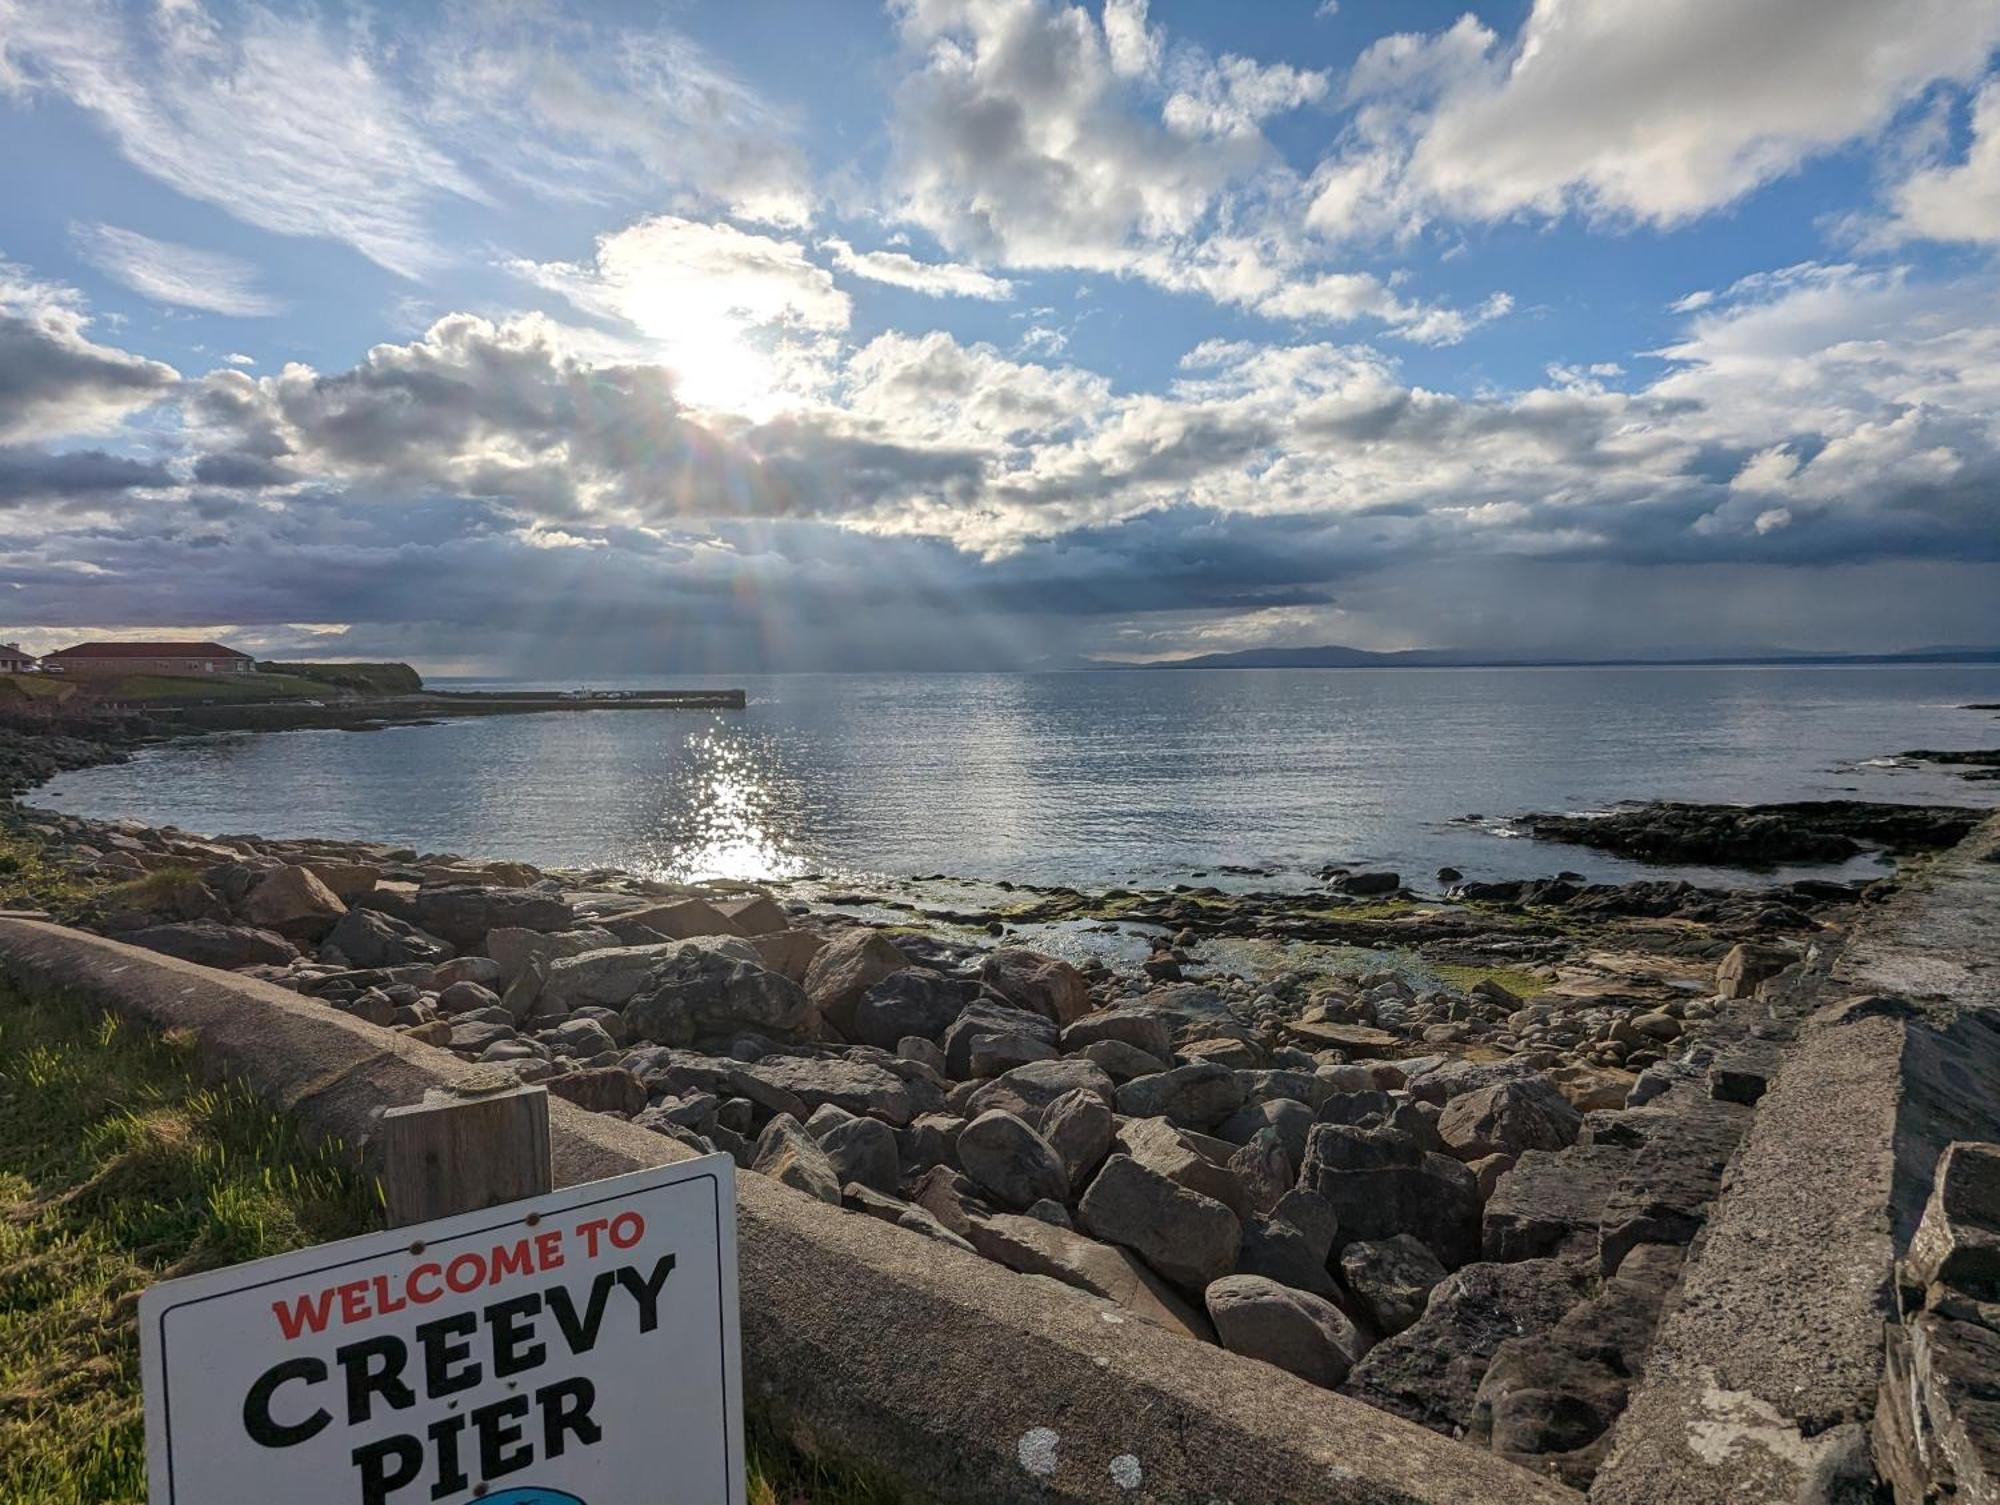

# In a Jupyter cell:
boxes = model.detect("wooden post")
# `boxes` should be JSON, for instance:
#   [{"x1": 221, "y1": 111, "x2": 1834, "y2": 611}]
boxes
[{"x1": 377, "y1": 1068, "x2": 553, "y2": 1227}]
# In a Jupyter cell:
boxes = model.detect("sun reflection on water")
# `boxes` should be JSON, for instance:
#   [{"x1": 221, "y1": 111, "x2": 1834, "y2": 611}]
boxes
[{"x1": 630, "y1": 727, "x2": 808, "y2": 884}]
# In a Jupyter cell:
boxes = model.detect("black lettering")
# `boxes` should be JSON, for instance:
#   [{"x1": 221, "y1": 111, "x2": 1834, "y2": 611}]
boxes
[
  {"x1": 416, "y1": 1310, "x2": 482, "y2": 1397},
  {"x1": 336, "y1": 1334, "x2": 416, "y2": 1425},
  {"x1": 484, "y1": 1293, "x2": 545, "y2": 1378},
  {"x1": 473, "y1": 1393, "x2": 534, "y2": 1481},
  {"x1": 353, "y1": 1434, "x2": 423, "y2": 1505},
  {"x1": 615, "y1": 1255, "x2": 677, "y2": 1333},
  {"x1": 538, "y1": 1376, "x2": 602, "y2": 1459},
  {"x1": 242, "y1": 1356, "x2": 330, "y2": 1448},
  {"x1": 545, "y1": 1271, "x2": 615, "y2": 1355},
  {"x1": 427, "y1": 1413, "x2": 469, "y2": 1501}
]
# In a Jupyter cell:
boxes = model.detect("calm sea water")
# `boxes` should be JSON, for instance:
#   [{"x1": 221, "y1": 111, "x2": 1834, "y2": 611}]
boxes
[{"x1": 31, "y1": 667, "x2": 2000, "y2": 891}]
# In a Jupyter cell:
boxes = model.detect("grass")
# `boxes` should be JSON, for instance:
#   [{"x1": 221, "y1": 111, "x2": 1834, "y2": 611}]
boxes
[
  {"x1": 0, "y1": 677, "x2": 74, "y2": 706},
  {"x1": 91, "y1": 672, "x2": 333, "y2": 705},
  {"x1": 0, "y1": 986, "x2": 892, "y2": 1504},
  {"x1": 0, "y1": 827, "x2": 110, "y2": 917}
]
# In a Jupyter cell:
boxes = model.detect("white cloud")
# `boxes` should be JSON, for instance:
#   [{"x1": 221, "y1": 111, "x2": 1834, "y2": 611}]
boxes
[
  {"x1": 0, "y1": 0, "x2": 480, "y2": 276},
  {"x1": 73, "y1": 223, "x2": 283, "y2": 317},
  {"x1": 0, "y1": 260, "x2": 179, "y2": 441},
  {"x1": 823, "y1": 239, "x2": 1015, "y2": 300},
  {"x1": 1311, "y1": 0, "x2": 2000, "y2": 237},
  {"x1": 1882, "y1": 79, "x2": 2000, "y2": 244}
]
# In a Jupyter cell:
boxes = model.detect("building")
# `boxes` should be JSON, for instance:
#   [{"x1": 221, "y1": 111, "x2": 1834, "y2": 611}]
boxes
[
  {"x1": 41, "y1": 641, "x2": 255, "y2": 677},
  {"x1": 0, "y1": 643, "x2": 34, "y2": 673}
]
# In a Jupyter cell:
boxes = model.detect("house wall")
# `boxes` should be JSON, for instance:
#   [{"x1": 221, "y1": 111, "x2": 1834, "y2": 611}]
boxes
[{"x1": 51, "y1": 656, "x2": 251, "y2": 676}]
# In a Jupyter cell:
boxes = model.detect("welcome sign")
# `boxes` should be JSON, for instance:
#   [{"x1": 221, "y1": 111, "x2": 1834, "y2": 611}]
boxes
[{"x1": 139, "y1": 1154, "x2": 743, "y2": 1505}]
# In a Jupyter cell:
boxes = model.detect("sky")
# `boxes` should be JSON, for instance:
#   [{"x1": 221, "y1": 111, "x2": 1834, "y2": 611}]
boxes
[{"x1": 3, "y1": 0, "x2": 2000, "y2": 673}]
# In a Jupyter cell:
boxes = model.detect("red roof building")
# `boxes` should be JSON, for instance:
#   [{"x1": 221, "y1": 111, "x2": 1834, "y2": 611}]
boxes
[
  {"x1": 42, "y1": 641, "x2": 255, "y2": 676},
  {"x1": 0, "y1": 643, "x2": 34, "y2": 672}
]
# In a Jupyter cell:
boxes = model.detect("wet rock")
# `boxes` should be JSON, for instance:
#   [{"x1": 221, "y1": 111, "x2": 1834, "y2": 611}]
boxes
[
  {"x1": 751, "y1": 1113, "x2": 841, "y2": 1205},
  {"x1": 1206, "y1": 1275, "x2": 1367, "y2": 1388},
  {"x1": 1437, "y1": 1076, "x2": 1583, "y2": 1161},
  {"x1": 125, "y1": 920, "x2": 298, "y2": 969},
  {"x1": 1078, "y1": 1153, "x2": 1241, "y2": 1291},
  {"x1": 1115, "y1": 1062, "x2": 1245, "y2": 1131},
  {"x1": 1339, "y1": 1235, "x2": 1448, "y2": 1338},
  {"x1": 804, "y1": 929, "x2": 910, "y2": 1037},
  {"x1": 980, "y1": 948, "x2": 1091, "y2": 1026},
  {"x1": 958, "y1": 1110, "x2": 1069, "y2": 1211},
  {"x1": 1335, "y1": 871, "x2": 1401, "y2": 896},
  {"x1": 852, "y1": 968, "x2": 975, "y2": 1048}
]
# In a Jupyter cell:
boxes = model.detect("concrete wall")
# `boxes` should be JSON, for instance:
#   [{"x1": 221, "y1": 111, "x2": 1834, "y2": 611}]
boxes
[
  {"x1": 49, "y1": 656, "x2": 251, "y2": 675},
  {"x1": 0, "y1": 917, "x2": 1581, "y2": 1505}
]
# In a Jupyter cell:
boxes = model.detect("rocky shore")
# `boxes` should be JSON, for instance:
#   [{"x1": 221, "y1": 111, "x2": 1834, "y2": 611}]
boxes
[{"x1": 5, "y1": 793, "x2": 1986, "y2": 1488}]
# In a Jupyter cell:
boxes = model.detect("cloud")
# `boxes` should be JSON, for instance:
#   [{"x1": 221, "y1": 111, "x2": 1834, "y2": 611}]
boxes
[
  {"x1": 73, "y1": 223, "x2": 283, "y2": 316},
  {"x1": 1309, "y1": 0, "x2": 2000, "y2": 236},
  {"x1": 0, "y1": 261, "x2": 179, "y2": 442},
  {"x1": 822, "y1": 239, "x2": 1014, "y2": 300},
  {"x1": 0, "y1": 0, "x2": 479, "y2": 276},
  {"x1": 1881, "y1": 79, "x2": 2000, "y2": 244}
]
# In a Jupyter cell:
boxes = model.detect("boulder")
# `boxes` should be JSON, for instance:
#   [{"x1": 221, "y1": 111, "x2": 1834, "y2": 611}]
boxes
[
  {"x1": 730, "y1": 1055, "x2": 920, "y2": 1126},
  {"x1": 943, "y1": 1000, "x2": 1058, "y2": 1079},
  {"x1": 413, "y1": 885, "x2": 574, "y2": 949},
  {"x1": 1218, "y1": 1099, "x2": 1315, "y2": 1169},
  {"x1": 124, "y1": 921, "x2": 297, "y2": 970},
  {"x1": 1076, "y1": 1038, "x2": 1168, "y2": 1082},
  {"x1": 1237, "y1": 1191, "x2": 1341, "y2": 1300},
  {"x1": 545, "y1": 1066, "x2": 646, "y2": 1116},
  {"x1": 966, "y1": 1059, "x2": 1114, "y2": 1120},
  {"x1": 819, "y1": 1115, "x2": 902, "y2": 1196},
  {"x1": 1228, "y1": 1129, "x2": 1294, "y2": 1218},
  {"x1": 962, "y1": 1214, "x2": 1212, "y2": 1341},
  {"x1": 1907, "y1": 1140, "x2": 2000, "y2": 1292},
  {"x1": 1117, "y1": 1116, "x2": 1250, "y2": 1217},
  {"x1": 1437, "y1": 1076, "x2": 1583, "y2": 1161},
  {"x1": 1715, "y1": 941, "x2": 1795, "y2": 1000},
  {"x1": 1482, "y1": 1145, "x2": 1631, "y2": 1263},
  {"x1": 958, "y1": 1110, "x2": 1070, "y2": 1211},
  {"x1": 322, "y1": 908, "x2": 453, "y2": 968},
  {"x1": 1205, "y1": 1275, "x2": 1367, "y2": 1389},
  {"x1": 1078, "y1": 1154, "x2": 1241, "y2": 1291},
  {"x1": 966, "y1": 1032, "x2": 1057, "y2": 1077},
  {"x1": 1115, "y1": 1063, "x2": 1244, "y2": 1131},
  {"x1": 1338, "y1": 1235, "x2": 1448, "y2": 1337},
  {"x1": 434, "y1": 955, "x2": 505, "y2": 990},
  {"x1": 622, "y1": 940, "x2": 816, "y2": 1044},
  {"x1": 750, "y1": 929, "x2": 824, "y2": 984},
  {"x1": 980, "y1": 948, "x2": 1091, "y2": 1026},
  {"x1": 541, "y1": 944, "x2": 688, "y2": 1013},
  {"x1": 484, "y1": 924, "x2": 619, "y2": 986},
  {"x1": 852, "y1": 968, "x2": 975, "y2": 1048},
  {"x1": 543, "y1": 1016, "x2": 618, "y2": 1059},
  {"x1": 1335, "y1": 871, "x2": 1401, "y2": 896},
  {"x1": 804, "y1": 929, "x2": 910, "y2": 1037},
  {"x1": 1059, "y1": 1008, "x2": 1176, "y2": 1063},
  {"x1": 841, "y1": 1184, "x2": 976, "y2": 1253},
  {"x1": 437, "y1": 980, "x2": 504, "y2": 1015},
  {"x1": 1300, "y1": 1123, "x2": 1481, "y2": 1268},
  {"x1": 236, "y1": 864, "x2": 346, "y2": 941},
  {"x1": 715, "y1": 894, "x2": 791, "y2": 936},
  {"x1": 302, "y1": 859, "x2": 380, "y2": 899},
  {"x1": 605, "y1": 898, "x2": 743, "y2": 944},
  {"x1": 1040, "y1": 1088, "x2": 1114, "y2": 1192},
  {"x1": 750, "y1": 1114, "x2": 841, "y2": 1205}
]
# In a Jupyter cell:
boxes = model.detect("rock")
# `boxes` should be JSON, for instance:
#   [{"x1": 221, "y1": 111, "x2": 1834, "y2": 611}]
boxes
[
  {"x1": 1316, "y1": 1089, "x2": 1396, "y2": 1126},
  {"x1": 958, "y1": 1110, "x2": 1070, "y2": 1211},
  {"x1": 1907, "y1": 1140, "x2": 2000, "y2": 1292},
  {"x1": 1716, "y1": 941, "x2": 1795, "y2": 999},
  {"x1": 1078, "y1": 1153, "x2": 1241, "y2": 1291},
  {"x1": 1183, "y1": 1036, "x2": 1265, "y2": 1070},
  {"x1": 962, "y1": 1214, "x2": 1213, "y2": 1341},
  {"x1": 841, "y1": 1185, "x2": 976, "y2": 1253},
  {"x1": 414, "y1": 885, "x2": 574, "y2": 949},
  {"x1": 435, "y1": 955, "x2": 505, "y2": 990},
  {"x1": 1205, "y1": 1275, "x2": 1366, "y2": 1389},
  {"x1": 1283, "y1": 1018, "x2": 1402, "y2": 1056},
  {"x1": 731, "y1": 1055, "x2": 920, "y2": 1126},
  {"x1": 1218, "y1": 1099, "x2": 1315, "y2": 1169},
  {"x1": 966, "y1": 1032, "x2": 1058, "y2": 1078},
  {"x1": 484, "y1": 924, "x2": 619, "y2": 986},
  {"x1": 1024, "y1": 1199, "x2": 1073, "y2": 1230},
  {"x1": 1481, "y1": 1145, "x2": 1632, "y2": 1263},
  {"x1": 966, "y1": 1058, "x2": 1114, "y2": 1120},
  {"x1": 942, "y1": 1000, "x2": 1058, "y2": 1079},
  {"x1": 322, "y1": 908, "x2": 453, "y2": 968},
  {"x1": 1237, "y1": 1191, "x2": 1341, "y2": 1300},
  {"x1": 302, "y1": 859, "x2": 380, "y2": 899},
  {"x1": 1118, "y1": 1115, "x2": 1250, "y2": 1218},
  {"x1": 750, "y1": 1114, "x2": 842, "y2": 1205},
  {"x1": 545, "y1": 1066, "x2": 646, "y2": 1115},
  {"x1": 1403, "y1": 1057, "x2": 1541, "y2": 1106},
  {"x1": 236, "y1": 864, "x2": 346, "y2": 941},
  {"x1": 819, "y1": 1115, "x2": 902, "y2": 1196},
  {"x1": 623, "y1": 940, "x2": 816, "y2": 1044},
  {"x1": 714, "y1": 894, "x2": 790, "y2": 936},
  {"x1": 124, "y1": 920, "x2": 297, "y2": 969},
  {"x1": 543, "y1": 1016, "x2": 618, "y2": 1059},
  {"x1": 852, "y1": 968, "x2": 974, "y2": 1048},
  {"x1": 1228, "y1": 1129, "x2": 1294, "y2": 1218},
  {"x1": 1551, "y1": 1064, "x2": 1636, "y2": 1113},
  {"x1": 896, "y1": 1035, "x2": 947, "y2": 1074},
  {"x1": 437, "y1": 979, "x2": 504, "y2": 1015},
  {"x1": 1301, "y1": 1123, "x2": 1482, "y2": 1269},
  {"x1": 1075, "y1": 1038, "x2": 1167, "y2": 1082},
  {"x1": 604, "y1": 898, "x2": 743, "y2": 944},
  {"x1": 447, "y1": 1019, "x2": 515, "y2": 1055},
  {"x1": 1708, "y1": 1061, "x2": 1771, "y2": 1104},
  {"x1": 1115, "y1": 1063, "x2": 1244, "y2": 1131},
  {"x1": 1597, "y1": 1100, "x2": 1747, "y2": 1273},
  {"x1": 804, "y1": 929, "x2": 910, "y2": 1037},
  {"x1": 1060, "y1": 1008, "x2": 1176, "y2": 1063},
  {"x1": 1335, "y1": 871, "x2": 1401, "y2": 896},
  {"x1": 1437, "y1": 1077, "x2": 1582, "y2": 1161},
  {"x1": 1339, "y1": 1235, "x2": 1448, "y2": 1338},
  {"x1": 980, "y1": 948, "x2": 1091, "y2": 1026},
  {"x1": 749, "y1": 929, "x2": 823, "y2": 984},
  {"x1": 1040, "y1": 1088, "x2": 1113, "y2": 1193},
  {"x1": 898, "y1": 1113, "x2": 964, "y2": 1173},
  {"x1": 541, "y1": 944, "x2": 686, "y2": 1013},
  {"x1": 1344, "y1": 1259, "x2": 1590, "y2": 1434}
]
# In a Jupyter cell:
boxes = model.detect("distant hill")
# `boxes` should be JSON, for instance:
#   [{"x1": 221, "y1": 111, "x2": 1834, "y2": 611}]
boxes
[
  {"x1": 1097, "y1": 644, "x2": 2000, "y2": 670},
  {"x1": 257, "y1": 661, "x2": 424, "y2": 694}
]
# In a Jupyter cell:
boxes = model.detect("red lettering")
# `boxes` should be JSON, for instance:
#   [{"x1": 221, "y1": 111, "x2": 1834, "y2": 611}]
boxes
[
  {"x1": 446, "y1": 1253, "x2": 485, "y2": 1294},
  {"x1": 371, "y1": 1274, "x2": 407, "y2": 1318},
  {"x1": 609, "y1": 1212, "x2": 643, "y2": 1250},
  {"x1": 337, "y1": 1280, "x2": 372, "y2": 1325},
  {"x1": 576, "y1": 1218, "x2": 608, "y2": 1258},
  {"x1": 272, "y1": 1287, "x2": 337, "y2": 1341},
  {"x1": 535, "y1": 1231, "x2": 564, "y2": 1270},
  {"x1": 490, "y1": 1239, "x2": 533, "y2": 1281},
  {"x1": 408, "y1": 1264, "x2": 443, "y2": 1304}
]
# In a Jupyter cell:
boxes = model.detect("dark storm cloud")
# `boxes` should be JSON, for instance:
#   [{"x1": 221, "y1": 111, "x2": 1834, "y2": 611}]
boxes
[{"x1": 0, "y1": 444, "x2": 170, "y2": 504}]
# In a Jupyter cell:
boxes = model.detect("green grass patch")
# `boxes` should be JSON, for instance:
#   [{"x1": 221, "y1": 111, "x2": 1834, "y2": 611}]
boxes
[
  {"x1": 0, "y1": 676, "x2": 74, "y2": 705},
  {"x1": 0, "y1": 987, "x2": 891, "y2": 1504},
  {"x1": 0, "y1": 828, "x2": 108, "y2": 917},
  {"x1": 92, "y1": 672, "x2": 332, "y2": 704},
  {"x1": 1426, "y1": 962, "x2": 1551, "y2": 999},
  {"x1": 258, "y1": 661, "x2": 423, "y2": 696}
]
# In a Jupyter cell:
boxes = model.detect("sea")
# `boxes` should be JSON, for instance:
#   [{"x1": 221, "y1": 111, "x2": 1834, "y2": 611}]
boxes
[{"x1": 30, "y1": 666, "x2": 2000, "y2": 893}]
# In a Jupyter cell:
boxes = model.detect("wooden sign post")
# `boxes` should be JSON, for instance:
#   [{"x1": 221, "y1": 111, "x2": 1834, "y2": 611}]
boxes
[{"x1": 376, "y1": 1068, "x2": 552, "y2": 1226}]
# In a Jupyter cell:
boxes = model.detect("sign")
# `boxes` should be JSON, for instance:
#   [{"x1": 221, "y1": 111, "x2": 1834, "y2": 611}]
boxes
[{"x1": 140, "y1": 1154, "x2": 743, "y2": 1505}]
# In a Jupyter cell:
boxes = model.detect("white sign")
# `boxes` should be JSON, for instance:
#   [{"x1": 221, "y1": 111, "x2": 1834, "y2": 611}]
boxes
[{"x1": 140, "y1": 1154, "x2": 743, "y2": 1505}]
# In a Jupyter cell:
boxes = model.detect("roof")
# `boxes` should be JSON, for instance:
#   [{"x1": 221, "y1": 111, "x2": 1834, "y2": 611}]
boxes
[{"x1": 42, "y1": 641, "x2": 252, "y2": 661}]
